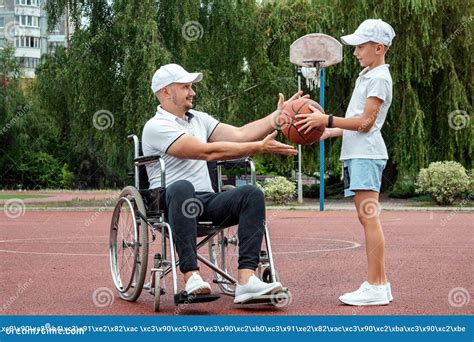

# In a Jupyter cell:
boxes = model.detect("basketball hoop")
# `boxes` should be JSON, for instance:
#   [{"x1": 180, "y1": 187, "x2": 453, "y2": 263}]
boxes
[
  {"x1": 289, "y1": 33, "x2": 343, "y2": 209},
  {"x1": 301, "y1": 61, "x2": 324, "y2": 90}
]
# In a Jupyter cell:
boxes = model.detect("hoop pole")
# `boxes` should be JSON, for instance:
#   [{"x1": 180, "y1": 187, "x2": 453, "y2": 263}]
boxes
[
  {"x1": 297, "y1": 72, "x2": 303, "y2": 203},
  {"x1": 319, "y1": 68, "x2": 325, "y2": 211}
]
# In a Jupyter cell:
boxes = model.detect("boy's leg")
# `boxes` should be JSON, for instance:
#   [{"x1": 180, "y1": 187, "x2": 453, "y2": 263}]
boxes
[{"x1": 353, "y1": 190, "x2": 387, "y2": 285}]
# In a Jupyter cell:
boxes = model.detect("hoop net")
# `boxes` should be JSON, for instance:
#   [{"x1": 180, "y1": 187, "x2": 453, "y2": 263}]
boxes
[{"x1": 301, "y1": 65, "x2": 322, "y2": 90}]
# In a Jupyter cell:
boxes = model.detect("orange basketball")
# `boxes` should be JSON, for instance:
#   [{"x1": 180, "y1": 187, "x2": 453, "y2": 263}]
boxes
[{"x1": 280, "y1": 98, "x2": 325, "y2": 145}]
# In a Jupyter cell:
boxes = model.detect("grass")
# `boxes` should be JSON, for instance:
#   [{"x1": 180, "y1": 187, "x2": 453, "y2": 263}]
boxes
[
  {"x1": 0, "y1": 194, "x2": 51, "y2": 200},
  {"x1": 24, "y1": 198, "x2": 116, "y2": 208}
]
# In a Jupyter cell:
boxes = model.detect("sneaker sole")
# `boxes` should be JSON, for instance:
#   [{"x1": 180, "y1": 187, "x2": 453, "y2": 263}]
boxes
[
  {"x1": 186, "y1": 285, "x2": 212, "y2": 295},
  {"x1": 339, "y1": 297, "x2": 389, "y2": 306},
  {"x1": 234, "y1": 284, "x2": 283, "y2": 304}
]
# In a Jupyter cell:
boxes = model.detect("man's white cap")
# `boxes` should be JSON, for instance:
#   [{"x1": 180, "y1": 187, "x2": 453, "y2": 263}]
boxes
[
  {"x1": 341, "y1": 19, "x2": 396, "y2": 46},
  {"x1": 151, "y1": 63, "x2": 203, "y2": 93}
]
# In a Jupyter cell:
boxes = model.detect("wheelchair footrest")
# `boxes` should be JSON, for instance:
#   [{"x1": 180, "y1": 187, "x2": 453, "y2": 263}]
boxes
[
  {"x1": 174, "y1": 291, "x2": 220, "y2": 305},
  {"x1": 238, "y1": 288, "x2": 290, "y2": 305}
]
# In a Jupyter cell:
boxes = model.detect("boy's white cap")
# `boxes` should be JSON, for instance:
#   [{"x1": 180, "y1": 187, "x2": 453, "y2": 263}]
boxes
[
  {"x1": 341, "y1": 19, "x2": 396, "y2": 46},
  {"x1": 151, "y1": 63, "x2": 203, "y2": 93}
]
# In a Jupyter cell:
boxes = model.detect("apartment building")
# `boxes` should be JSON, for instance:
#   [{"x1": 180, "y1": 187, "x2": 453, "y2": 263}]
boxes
[{"x1": 0, "y1": 0, "x2": 69, "y2": 78}]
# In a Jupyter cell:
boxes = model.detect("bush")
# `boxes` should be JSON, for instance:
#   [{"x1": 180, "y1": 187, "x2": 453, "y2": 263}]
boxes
[
  {"x1": 262, "y1": 176, "x2": 295, "y2": 204},
  {"x1": 60, "y1": 163, "x2": 74, "y2": 189},
  {"x1": 416, "y1": 161, "x2": 470, "y2": 205},
  {"x1": 303, "y1": 183, "x2": 319, "y2": 198},
  {"x1": 18, "y1": 152, "x2": 62, "y2": 189},
  {"x1": 389, "y1": 177, "x2": 417, "y2": 198}
]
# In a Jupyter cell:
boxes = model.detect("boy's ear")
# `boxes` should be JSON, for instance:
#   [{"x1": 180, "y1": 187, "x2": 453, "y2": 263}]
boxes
[{"x1": 376, "y1": 44, "x2": 386, "y2": 55}]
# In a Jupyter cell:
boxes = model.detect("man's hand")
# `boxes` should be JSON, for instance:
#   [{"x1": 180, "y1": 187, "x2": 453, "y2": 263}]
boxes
[
  {"x1": 260, "y1": 131, "x2": 297, "y2": 156},
  {"x1": 294, "y1": 104, "x2": 328, "y2": 134},
  {"x1": 276, "y1": 90, "x2": 308, "y2": 112},
  {"x1": 271, "y1": 91, "x2": 309, "y2": 129}
]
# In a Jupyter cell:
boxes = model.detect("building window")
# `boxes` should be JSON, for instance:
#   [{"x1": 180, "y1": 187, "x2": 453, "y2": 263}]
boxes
[
  {"x1": 15, "y1": 36, "x2": 40, "y2": 48},
  {"x1": 0, "y1": 0, "x2": 4, "y2": 6},
  {"x1": 15, "y1": 0, "x2": 39, "y2": 5},
  {"x1": 19, "y1": 57, "x2": 40, "y2": 69},
  {"x1": 0, "y1": 17, "x2": 4, "y2": 28},
  {"x1": 16, "y1": 15, "x2": 39, "y2": 27}
]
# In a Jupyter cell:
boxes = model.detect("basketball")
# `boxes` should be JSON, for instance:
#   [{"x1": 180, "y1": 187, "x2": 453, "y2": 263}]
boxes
[{"x1": 280, "y1": 98, "x2": 325, "y2": 145}]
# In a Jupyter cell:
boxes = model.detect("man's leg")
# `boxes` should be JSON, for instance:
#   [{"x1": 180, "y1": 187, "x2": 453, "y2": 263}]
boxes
[
  {"x1": 198, "y1": 185, "x2": 266, "y2": 284},
  {"x1": 165, "y1": 180, "x2": 200, "y2": 277}
]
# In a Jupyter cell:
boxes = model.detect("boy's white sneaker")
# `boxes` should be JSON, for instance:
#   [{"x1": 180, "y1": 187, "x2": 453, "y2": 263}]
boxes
[
  {"x1": 234, "y1": 274, "x2": 283, "y2": 304},
  {"x1": 386, "y1": 282, "x2": 393, "y2": 302},
  {"x1": 184, "y1": 272, "x2": 211, "y2": 295},
  {"x1": 339, "y1": 281, "x2": 389, "y2": 306}
]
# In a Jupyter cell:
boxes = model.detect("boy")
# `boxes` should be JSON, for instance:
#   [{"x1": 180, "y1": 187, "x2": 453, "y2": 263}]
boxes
[{"x1": 295, "y1": 19, "x2": 396, "y2": 306}]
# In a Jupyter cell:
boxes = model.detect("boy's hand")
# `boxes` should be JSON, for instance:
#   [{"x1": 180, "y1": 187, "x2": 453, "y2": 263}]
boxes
[
  {"x1": 295, "y1": 105, "x2": 328, "y2": 134},
  {"x1": 319, "y1": 128, "x2": 331, "y2": 141}
]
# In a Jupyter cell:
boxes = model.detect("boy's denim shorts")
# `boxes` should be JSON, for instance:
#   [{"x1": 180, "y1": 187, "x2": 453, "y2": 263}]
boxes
[{"x1": 343, "y1": 159, "x2": 387, "y2": 197}]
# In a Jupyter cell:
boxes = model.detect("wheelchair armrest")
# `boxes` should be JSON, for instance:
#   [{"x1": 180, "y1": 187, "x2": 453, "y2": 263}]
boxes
[
  {"x1": 217, "y1": 158, "x2": 253, "y2": 169},
  {"x1": 134, "y1": 154, "x2": 162, "y2": 166}
]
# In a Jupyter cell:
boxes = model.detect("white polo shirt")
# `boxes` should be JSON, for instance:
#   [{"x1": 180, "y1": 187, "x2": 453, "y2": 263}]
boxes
[
  {"x1": 340, "y1": 64, "x2": 393, "y2": 160},
  {"x1": 142, "y1": 106, "x2": 220, "y2": 192}
]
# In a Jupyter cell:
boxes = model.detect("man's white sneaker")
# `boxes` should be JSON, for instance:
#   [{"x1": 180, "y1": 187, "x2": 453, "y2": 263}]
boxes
[
  {"x1": 234, "y1": 274, "x2": 283, "y2": 304},
  {"x1": 339, "y1": 281, "x2": 389, "y2": 306},
  {"x1": 184, "y1": 272, "x2": 211, "y2": 295},
  {"x1": 386, "y1": 282, "x2": 393, "y2": 302}
]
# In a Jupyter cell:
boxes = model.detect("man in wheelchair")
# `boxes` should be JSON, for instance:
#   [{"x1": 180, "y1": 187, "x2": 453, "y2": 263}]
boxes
[{"x1": 142, "y1": 63, "x2": 298, "y2": 304}]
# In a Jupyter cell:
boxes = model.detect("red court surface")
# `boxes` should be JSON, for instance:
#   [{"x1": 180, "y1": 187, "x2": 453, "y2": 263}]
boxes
[{"x1": 0, "y1": 209, "x2": 472, "y2": 315}]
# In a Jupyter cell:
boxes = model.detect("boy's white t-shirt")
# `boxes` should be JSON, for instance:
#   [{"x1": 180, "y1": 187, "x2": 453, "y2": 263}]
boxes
[{"x1": 340, "y1": 64, "x2": 393, "y2": 161}]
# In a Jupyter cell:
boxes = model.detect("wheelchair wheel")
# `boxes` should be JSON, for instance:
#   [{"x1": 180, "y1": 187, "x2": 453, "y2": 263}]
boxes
[
  {"x1": 214, "y1": 226, "x2": 239, "y2": 295},
  {"x1": 109, "y1": 186, "x2": 149, "y2": 302},
  {"x1": 259, "y1": 266, "x2": 280, "y2": 284}
]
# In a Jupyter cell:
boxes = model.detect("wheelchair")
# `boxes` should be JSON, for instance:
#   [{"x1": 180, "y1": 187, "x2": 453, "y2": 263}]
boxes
[{"x1": 109, "y1": 134, "x2": 290, "y2": 312}]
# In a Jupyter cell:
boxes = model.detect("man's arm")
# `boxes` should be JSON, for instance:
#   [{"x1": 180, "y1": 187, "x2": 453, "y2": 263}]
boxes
[
  {"x1": 209, "y1": 91, "x2": 306, "y2": 142},
  {"x1": 167, "y1": 131, "x2": 296, "y2": 161}
]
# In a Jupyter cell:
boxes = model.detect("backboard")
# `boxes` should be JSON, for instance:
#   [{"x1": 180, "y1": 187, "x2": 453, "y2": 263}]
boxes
[{"x1": 290, "y1": 33, "x2": 343, "y2": 68}]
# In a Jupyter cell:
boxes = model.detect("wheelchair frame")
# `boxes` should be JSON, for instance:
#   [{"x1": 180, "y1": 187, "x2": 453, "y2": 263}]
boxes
[{"x1": 109, "y1": 134, "x2": 285, "y2": 312}]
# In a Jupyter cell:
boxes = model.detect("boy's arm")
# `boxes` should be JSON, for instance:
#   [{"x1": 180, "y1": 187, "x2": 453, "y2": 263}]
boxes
[
  {"x1": 321, "y1": 128, "x2": 344, "y2": 140},
  {"x1": 295, "y1": 97, "x2": 384, "y2": 133}
]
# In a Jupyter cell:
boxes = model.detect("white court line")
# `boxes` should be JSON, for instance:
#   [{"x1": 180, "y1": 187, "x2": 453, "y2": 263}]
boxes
[
  {"x1": 0, "y1": 237, "x2": 360, "y2": 256},
  {"x1": 0, "y1": 249, "x2": 106, "y2": 257}
]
